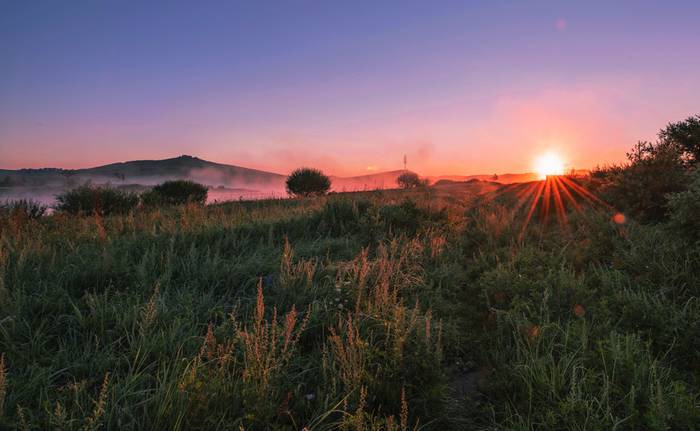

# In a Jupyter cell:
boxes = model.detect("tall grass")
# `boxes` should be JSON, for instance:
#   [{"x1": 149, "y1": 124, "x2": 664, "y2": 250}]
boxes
[{"x1": 0, "y1": 186, "x2": 697, "y2": 429}]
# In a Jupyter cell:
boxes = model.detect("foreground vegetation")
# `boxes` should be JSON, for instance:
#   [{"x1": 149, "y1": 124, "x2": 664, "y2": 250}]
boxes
[
  {"x1": 0, "y1": 178, "x2": 697, "y2": 430},
  {"x1": 0, "y1": 117, "x2": 698, "y2": 430}
]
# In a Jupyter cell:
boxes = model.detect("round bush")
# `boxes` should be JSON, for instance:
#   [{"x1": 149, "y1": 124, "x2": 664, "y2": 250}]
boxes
[
  {"x1": 148, "y1": 180, "x2": 208, "y2": 206},
  {"x1": 286, "y1": 168, "x2": 331, "y2": 197}
]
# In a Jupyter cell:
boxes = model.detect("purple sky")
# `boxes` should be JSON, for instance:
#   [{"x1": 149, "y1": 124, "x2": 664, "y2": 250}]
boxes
[{"x1": 1, "y1": 1, "x2": 699, "y2": 175}]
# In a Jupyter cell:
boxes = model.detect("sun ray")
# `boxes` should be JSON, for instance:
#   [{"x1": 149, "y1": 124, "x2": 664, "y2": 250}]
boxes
[
  {"x1": 550, "y1": 177, "x2": 568, "y2": 228},
  {"x1": 553, "y1": 176, "x2": 581, "y2": 212},
  {"x1": 560, "y1": 176, "x2": 610, "y2": 208},
  {"x1": 519, "y1": 180, "x2": 546, "y2": 240},
  {"x1": 541, "y1": 176, "x2": 553, "y2": 221}
]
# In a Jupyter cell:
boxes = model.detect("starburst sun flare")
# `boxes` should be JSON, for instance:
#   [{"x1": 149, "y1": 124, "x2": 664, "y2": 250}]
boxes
[{"x1": 534, "y1": 152, "x2": 565, "y2": 179}]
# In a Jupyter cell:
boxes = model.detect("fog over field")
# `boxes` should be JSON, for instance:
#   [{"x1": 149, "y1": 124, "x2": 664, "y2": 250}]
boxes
[{"x1": 1, "y1": 155, "x2": 543, "y2": 206}]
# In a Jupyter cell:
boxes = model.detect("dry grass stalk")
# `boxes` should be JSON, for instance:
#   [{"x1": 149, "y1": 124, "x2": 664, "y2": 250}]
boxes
[
  {"x1": 84, "y1": 372, "x2": 110, "y2": 431},
  {"x1": 329, "y1": 315, "x2": 365, "y2": 389}
]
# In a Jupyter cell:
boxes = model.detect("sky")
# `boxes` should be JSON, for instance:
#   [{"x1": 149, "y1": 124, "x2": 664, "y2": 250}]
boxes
[{"x1": 1, "y1": 1, "x2": 699, "y2": 176}]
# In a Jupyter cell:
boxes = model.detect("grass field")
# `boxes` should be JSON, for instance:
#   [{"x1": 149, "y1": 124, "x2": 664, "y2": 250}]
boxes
[{"x1": 0, "y1": 180, "x2": 698, "y2": 430}]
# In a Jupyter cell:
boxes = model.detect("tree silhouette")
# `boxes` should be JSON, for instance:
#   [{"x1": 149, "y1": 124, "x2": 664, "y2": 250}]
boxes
[
  {"x1": 659, "y1": 115, "x2": 700, "y2": 165},
  {"x1": 397, "y1": 172, "x2": 423, "y2": 189},
  {"x1": 286, "y1": 168, "x2": 331, "y2": 197}
]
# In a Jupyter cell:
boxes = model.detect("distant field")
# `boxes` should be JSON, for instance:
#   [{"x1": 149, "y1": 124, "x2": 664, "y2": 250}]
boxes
[{"x1": 0, "y1": 181, "x2": 698, "y2": 430}]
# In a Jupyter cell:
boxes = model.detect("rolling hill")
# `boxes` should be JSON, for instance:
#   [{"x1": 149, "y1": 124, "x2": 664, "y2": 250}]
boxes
[{"x1": 0, "y1": 155, "x2": 286, "y2": 189}]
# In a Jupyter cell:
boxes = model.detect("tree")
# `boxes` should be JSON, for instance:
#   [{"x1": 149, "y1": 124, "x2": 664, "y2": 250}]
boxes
[
  {"x1": 285, "y1": 168, "x2": 331, "y2": 197},
  {"x1": 658, "y1": 115, "x2": 700, "y2": 166},
  {"x1": 397, "y1": 172, "x2": 424, "y2": 189},
  {"x1": 593, "y1": 116, "x2": 696, "y2": 223}
]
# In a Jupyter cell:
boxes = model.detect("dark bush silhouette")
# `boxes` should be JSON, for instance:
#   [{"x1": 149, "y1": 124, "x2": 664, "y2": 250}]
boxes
[
  {"x1": 146, "y1": 180, "x2": 208, "y2": 206},
  {"x1": 659, "y1": 115, "x2": 700, "y2": 166},
  {"x1": 56, "y1": 186, "x2": 139, "y2": 216},
  {"x1": 286, "y1": 168, "x2": 331, "y2": 197},
  {"x1": 397, "y1": 171, "x2": 425, "y2": 189},
  {"x1": 593, "y1": 142, "x2": 688, "y2": 223},
  {"x1": 0, "y1": 199, "x2": 47, "y2": 220},
  {"x1": 666, "y1": 168, "x2": 700, "y2": 244},
  {"x1": 591, "y1": 115, "x2": 698, "y2": 223}
]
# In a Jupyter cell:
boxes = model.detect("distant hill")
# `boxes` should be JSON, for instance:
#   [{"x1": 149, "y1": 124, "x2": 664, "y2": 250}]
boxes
[
  {"x1": 82, "y1": 155, "x2": 286, "y2": 187},
  {"x1": 0, "y1": 155, "x2": 287, "y2": 189}
]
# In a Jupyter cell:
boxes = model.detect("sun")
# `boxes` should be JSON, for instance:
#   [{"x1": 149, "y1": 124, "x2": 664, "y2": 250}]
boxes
[{"x1": 534, "y1": 151, "x2": 565, "y2": 179}]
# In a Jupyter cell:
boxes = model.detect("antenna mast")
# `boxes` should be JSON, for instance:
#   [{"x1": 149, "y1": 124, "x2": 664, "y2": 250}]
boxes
[{"x1": 403, "y1": 154, "x2": 407, "y2": 171}]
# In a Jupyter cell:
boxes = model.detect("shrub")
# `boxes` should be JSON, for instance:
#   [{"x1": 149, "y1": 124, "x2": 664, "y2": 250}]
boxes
[
  {"x1": 148, "y1": 180, "x2": 208, "y2": 205},
  {"x1": 397, "y1": 171, "x2": 425, "y2": 189},
  {"x1": 666, "y1": 168, "x2": 700, "y2": 244},
  {"x1": 593, "y1": 134, "x2": 690, "y2": 223},
  {"x1": 55, "y1": 185, "x2": 139, "y2": 216},
  {"x1": 0, "y1": 199, "x2": 47, "y2": 220},
  {"x1": 658, "y1": 114, "x2": 700, "y2": 166},
  {"x1": 591, "y1": 115, "x2": 698, "y2": 224},
  {"x1": 285, "y1": 168, "x2": 331, "y2": 197}
]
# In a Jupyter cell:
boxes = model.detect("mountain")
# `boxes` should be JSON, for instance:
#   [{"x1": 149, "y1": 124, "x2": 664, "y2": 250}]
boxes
[
  {"x1": 0, "y1": 155, "x2": 286, "y2": 189},
  {"x1": 81, "y1": 155, "x2": 286, "y2": 187}
]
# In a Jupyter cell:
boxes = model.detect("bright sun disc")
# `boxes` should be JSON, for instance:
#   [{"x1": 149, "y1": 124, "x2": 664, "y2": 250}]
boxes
[{"x1": 534, "y1": 152, "x2": 565, "y2": 179}]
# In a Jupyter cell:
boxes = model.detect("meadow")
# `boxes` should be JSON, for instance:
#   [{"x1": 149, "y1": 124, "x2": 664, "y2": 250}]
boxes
[{"x1": 0, "y1": 177, "x2": 698, "y2": 430}]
